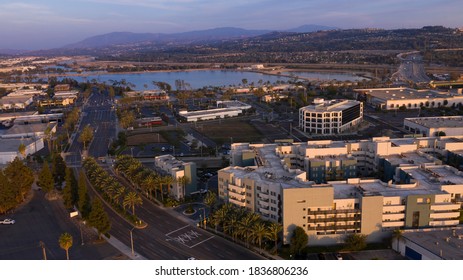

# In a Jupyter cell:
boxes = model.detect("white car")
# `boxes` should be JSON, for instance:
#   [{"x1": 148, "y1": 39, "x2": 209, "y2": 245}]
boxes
[{"x1": 0, "y1": 219, "x2": 15, "y2": 225}]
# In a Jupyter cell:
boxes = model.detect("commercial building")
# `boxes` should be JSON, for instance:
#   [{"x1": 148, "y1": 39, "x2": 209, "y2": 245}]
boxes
[
  {"x1": 0, "y1": 138, "x2": 44, "y2": 164},
  {"x1": 355, "y1": 87, "x2": 463, "y2": 110},
  {"x1": 299, "y1": 99, "x2": 363, "y2": 135},
  {"x1": 220, "y1": 136, "x2": 463, "y2": 246},
  {"x1": 125, "y1": 90, "x2": 168, "y2": 101},
  {"x1": 178, "y1": 101, "x2": 252, "y2": 122},
  {"x1": 393, "y1": 227, "x2": 463, "y2": 260},
  {"x1": 404, "y1": 116, "x2": 463, "y2": 137},
  {"x1": 0, "y1": 122, "x2": 57, "y2": 139},
  {"x1": 0, "y1": 95, "x2": 34, "y2": 110},
  {"x1": 154, "y1": 155, "x2": 197, "y2": 200}
]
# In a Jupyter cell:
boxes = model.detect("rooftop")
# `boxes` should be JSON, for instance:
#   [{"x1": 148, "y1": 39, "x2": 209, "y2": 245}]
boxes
[
  {"x1": 402, "y1": 227, "x2": 463, "y2": 260},
  {"x1": 405, "y1": 116, "x2": 463, "y2": 128},
  {"x1": 179, "y1": 107, "x2": 242, "y2": 117},
  {"x1": 0, "y1": 123, "x2": 56, "y2": 137},
  {"x1": 383, "y1": 151, "x2": 438, "y2": 167},
  {"x1": 0, "y1": 138, "x2": 35, "y2": 153},
  {"x1": 301, "y1": 99, "x2": 361, "y2": 112},
  {"x1": 357, "y1": 87, "x2": 451, "y2": 101}
]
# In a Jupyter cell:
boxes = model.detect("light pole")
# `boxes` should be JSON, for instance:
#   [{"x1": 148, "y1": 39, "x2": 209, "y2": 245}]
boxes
[
  {"x1": 130, "y1": 227, "x2": 136, "y2": 257},
  {"x1": 199, "y1": 208, "x2": 207, "y2": 228},
  {"x1": 39, "y1": 241, "x2": 47, "y2": 260}
]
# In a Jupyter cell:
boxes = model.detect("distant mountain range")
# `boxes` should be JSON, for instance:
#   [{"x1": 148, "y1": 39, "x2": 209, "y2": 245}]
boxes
[{"x1": 62, "y1": 25, "x2": 338, "y2": 49}]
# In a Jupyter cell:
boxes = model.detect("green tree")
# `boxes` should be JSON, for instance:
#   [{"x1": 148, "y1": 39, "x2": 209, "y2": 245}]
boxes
[
  {"x1": 88, "y1": 198, "x2": 111, "y2": 239},
  {"x1": 290, "y1": 226, "x2": 308, "y2": 256},
  {"x1": 77, "y1": 170, "x2": 90, "y2": 217},
  {"x1": 52, "y1": 154, "x2": 67, "y2": 187},
  {"x1": 4, "y1": 157, "x2": 34, "y2": 202},
  {"x1": 119, "y1": 110, "x2": 135, "y2": 129},
  {"x1": 251, "y1": 221, "x2": 271, "y2": 251},
  {"x1": 123, "y1": 191, "x2": 142, "y2": 216},
  {"x1": 268, "y1": 222, "x2": 283, "y2": 254},
  {"x1": 344, "y1": 233, "x2": 367, "y2": 251},
  {"x1": 58, "y1": 232, "x2": 73, "y2": 260},
  {"x1": 18, "y1": 143, "x2": 26, "y2": 158},
  {"x1": 0, "y1": 171, "x2": 16, "y2": 214},
  {"x1": 78, "y1": 125, "x2": 94, "y2": 150},
  {"x1": 63, "y1": 167, "x2": 78, "y2": 208},
  {"x1": 37, "y1": 162, "x2": 54, "y2": 193},
  {"x1": 177, "y1": 176, "x2": 190, "y2": 199},
  {"x1": 203, "y1": 191, "x2": 217, "y2": 209}
]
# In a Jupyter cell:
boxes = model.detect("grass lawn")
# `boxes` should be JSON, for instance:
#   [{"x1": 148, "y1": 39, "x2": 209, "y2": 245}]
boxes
[{"x1": 196, "y1": 119, "x2": 264, "y2": 144}]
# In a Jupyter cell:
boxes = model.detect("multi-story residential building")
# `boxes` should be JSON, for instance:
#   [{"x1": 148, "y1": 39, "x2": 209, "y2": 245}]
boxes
[
  {"x1": 220, "y1": 136, "x2": 463, "y2": 246},
  {"x1": 355, "y1": 87, "x2": 463, "y2": 110},
  {"x1": 154, "y1": 155, "x2": 197, "y2": 200},
  {"x1": 404, "y1": 116, "x2": 463, "y2": 137},
  {"x1": 299, "y1": 98, "x2": 363, "y2": 135}
]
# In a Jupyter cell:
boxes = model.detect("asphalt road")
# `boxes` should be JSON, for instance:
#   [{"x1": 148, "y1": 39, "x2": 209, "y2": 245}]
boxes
[
  {"x1": 0, "y1": 190, "x2": 122, "y2": 260},
  {"x1": 65, "y1": 91, "x2": 263, "y2": 260}
]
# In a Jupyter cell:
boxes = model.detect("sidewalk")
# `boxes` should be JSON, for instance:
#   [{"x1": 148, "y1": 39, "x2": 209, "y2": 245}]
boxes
[{"x1": 102, "y1": 234, "x2": 147, "y2": 260}]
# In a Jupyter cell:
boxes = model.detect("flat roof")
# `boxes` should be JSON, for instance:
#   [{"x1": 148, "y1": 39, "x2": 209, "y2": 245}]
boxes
[
  {"x1": 0, "y1": 138, "x2": 35, "y2": 153},
  {"x1": 383, "y1": 152, "x2": 437, "y2": 166},
  {"x1": 0, "y1": 111, "x2": 37, "y2": 121},
  {"x1": 179, "y1": 107, "x2": 242, "y2": 117},
  {"x1": 402, "y1": 227, "x2": 463, "y2": 260},
  {"x1": 358, "y1": 87, "x2": 450, "y2": 101},
  {"x1": 1, "y1": 123, "x2": 56, "y2": 137},
  {"x1": 405, "y1": 116, "x2": 463, "y2": 128},
  {"x1": 406, "y1": 165, "x2": 463, "y2": 188},
  {"x1": 227, "y1": 144, "x2": 312, "y2": 189},
  {"x1": 301, "y1": 99, "x2": 360, "y2": 112}
]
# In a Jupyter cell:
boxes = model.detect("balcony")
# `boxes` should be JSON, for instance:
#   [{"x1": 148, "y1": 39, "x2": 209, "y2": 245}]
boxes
[
  {"x1": 430, "y1": 212, "x2": 461, "y2": 220},
  {"x1": 382, "y1": 213, "x2": 405, "y2": 221},
  {"x1": 259, "y1": 207, "x2": 271, "y2": 215},
  {"x1": 228, "y1": 184, "x2": 245, "y2": 195},
  {"x1": 307, "y1": 216, "x2": 361, "y2": 223},
  {"x1": 429, "y1": 220, "x2": 460, "y2": 227},
  {"x1": 383, "y1": 205, "x2": 406, "y2": 212},
  {"x1": 307, "y1": 209, "x2": 361, "y2": 215},
  {"x1": 258, "y1": 192, "x2": 269, "y2": 200},
  {"x1": 229, "y1": 196, "x2": 246, "y2": 207},
  {"x1": 259, "y1": 200, "x2": 269, "y2": 208},
  {"x1": 430, "y1": 204, "x2": 461, "y2": 212},
  {"x1": 307, "y1": 224, "x2": 360, "y2": 231},
  {"x1": 382, "y1": 221, "x2": 405, "y2": 228}
]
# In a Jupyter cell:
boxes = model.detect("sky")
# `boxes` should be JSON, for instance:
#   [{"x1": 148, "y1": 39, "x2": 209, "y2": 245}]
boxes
[{"x1": 1, "y1": 0, "x2": 462, "y2": 50}]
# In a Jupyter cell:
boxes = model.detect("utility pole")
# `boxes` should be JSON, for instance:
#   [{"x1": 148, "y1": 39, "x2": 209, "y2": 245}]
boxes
[
  {"x1": 130, "y1": 227, "x2": 135, "y2": 257},
  {"x1": 39, "y1": 241, "x2": 47, "y2": 260}
]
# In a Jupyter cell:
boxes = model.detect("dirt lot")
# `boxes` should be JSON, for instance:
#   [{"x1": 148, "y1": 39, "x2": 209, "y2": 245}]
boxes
[
  {"x1": 127, "y1": 132, "x2": 167, "y2": 146},
  {"x1": 196, "y1": 119, "x2": 264, "y2": 143}
]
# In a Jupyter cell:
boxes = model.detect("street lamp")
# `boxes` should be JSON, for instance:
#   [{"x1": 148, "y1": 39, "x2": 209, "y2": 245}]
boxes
[
  {"x1": 130, "y1": 227, "x2": 136, "y2": 257},
  {"x1": 199, "y1": 208, "x2": 207, "y2": 228}
]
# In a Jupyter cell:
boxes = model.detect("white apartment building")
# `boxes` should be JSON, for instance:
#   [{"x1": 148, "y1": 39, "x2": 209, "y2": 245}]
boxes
[
  {"x1": 404, "y1": 116, "x2": 463, "y2": 137},
  {"x1": 299, "y1": 99, "x2": 363, "y2": 135},
  {"x1": 179, "y1": 101, "x2": 252, "y2": 122}
]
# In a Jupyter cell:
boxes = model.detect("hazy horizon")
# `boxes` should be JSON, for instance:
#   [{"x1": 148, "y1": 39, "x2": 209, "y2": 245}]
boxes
[{"x1": 1, "y1": 0, "x2": 462, "y2": 50}]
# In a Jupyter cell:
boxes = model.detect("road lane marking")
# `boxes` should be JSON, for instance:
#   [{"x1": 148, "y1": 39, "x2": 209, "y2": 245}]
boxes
[
  {"x1": 165, "y1": 225, "x2": 189, "y2": 236},
  {"x1": 188, "y1": 236, "x2": 214, "y2": 249}
]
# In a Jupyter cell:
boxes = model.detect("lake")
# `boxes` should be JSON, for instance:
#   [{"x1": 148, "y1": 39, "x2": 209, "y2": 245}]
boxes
[
  {"x1": 58, "y1": 69, "x2": 368, "y2": 90},
  {"x1": 280, "y1": 71, "x2": 368, "y2": 82}
]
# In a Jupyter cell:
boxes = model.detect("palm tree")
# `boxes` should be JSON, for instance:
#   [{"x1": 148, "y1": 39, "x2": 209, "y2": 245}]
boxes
[
  {"x1": 239, "y1": 212, "x2": 260, "y2": 248},
  {"x1": 142, "y1": 174, "x2": 156, "y2": 199},
  {"x1": 58, "y1": 232, "x2": 73, "y2": 260},
  {"x1": 203, "y1": 191, "x2": 217, "y2": 210},
  {"x1": 251, "y1": 221, "x2": 271, "y2": 252},
  {"x1": 177, "y1": 176, "x2": 191, "y2": 199},
  {"x1": 123, "y1": 191, "x2": 142, "y2": 216},
  {"x1": 268, "y1": 222, "x2": 283, "y2": 254},
  {"x1": 160, "y1": 176, "x2": 174, "y2": 202},
  {"x1": 392, "y1": 229, "x2": 403, "y2": 253},
  {"x1": 223, "y1": 214, "x2": 239, "y2": 242},
  {"x1": 113, "y1": 186, "x2": 126, "y2": 205}
]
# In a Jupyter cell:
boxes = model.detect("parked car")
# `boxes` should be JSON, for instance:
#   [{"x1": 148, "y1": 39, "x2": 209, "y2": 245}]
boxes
[{"x1": 0, "y1": 219, "x2": 15, "y2": 225}]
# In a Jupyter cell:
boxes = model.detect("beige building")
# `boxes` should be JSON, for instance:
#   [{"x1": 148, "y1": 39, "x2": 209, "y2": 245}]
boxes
[
  {"x1": 154, "y1": 155, "x2": 197, "y2": 200},
  {"x1": 220, "y1": 136, "x2": 463, "y2": 246}
]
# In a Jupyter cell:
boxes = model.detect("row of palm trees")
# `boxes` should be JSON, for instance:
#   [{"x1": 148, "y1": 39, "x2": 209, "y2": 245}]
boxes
[
  {"x1": 114, "y1": 155, "x2": 189, "y2": 202},
  {"x1": 208, "y1": 203, "x2": 282, "y2": 254},
  {"x1": 83, "y1": 157, "x2": 142, "y2": 218}
]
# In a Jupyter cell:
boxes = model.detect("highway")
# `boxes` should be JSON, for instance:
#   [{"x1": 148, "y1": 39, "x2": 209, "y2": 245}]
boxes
[
  {"x1": 67, "y1": 90, "x2": 263, "y2": 260},
  {"x1": 392, "y1": 52, "x2": 431, "y2": 84}
]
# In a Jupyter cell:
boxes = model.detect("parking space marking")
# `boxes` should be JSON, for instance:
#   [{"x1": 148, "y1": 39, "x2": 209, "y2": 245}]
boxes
[{"x1": 165, "y1": 226, "x2": 214, "y2": 249}]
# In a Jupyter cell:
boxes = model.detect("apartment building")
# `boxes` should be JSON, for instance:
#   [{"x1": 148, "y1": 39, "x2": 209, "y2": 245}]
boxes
[
  {"x1": 220, "y1": 136, "x2": 463, "y2": 246},
  {"x1": 154, "y1": 155, "x2": 197, "y2": 200},
  {"x1": 299, "y1": 99, "x2": 363, "y2": 135}
]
